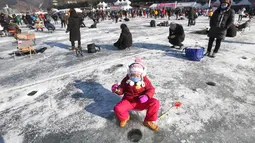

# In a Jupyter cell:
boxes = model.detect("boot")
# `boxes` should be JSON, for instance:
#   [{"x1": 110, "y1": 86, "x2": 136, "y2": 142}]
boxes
[
  {"x1": 174, "y1": 45, "x2": 180, "y2": 49},
  {"x1": 179, "y1": 44, "x2": 184, "y2": 50},
  {"x1": 170, "y1": 45, "x2": 175, "y2": 49},
  {"x1": 71, "y1": 46, "x2": 77, "y2": 51},
  {"x1": 143, "y1": 121, "x2": 159, "y2": 132},
  {"x1": 211, "y1": 52, "x2": 216, "y2": 58},
  {"x1": 78, "y1": 45, "x2": 82, "y2": 51},
  {"x1": 76, "y1": 45, "x2": 83, "y2": 56},
  {"x1": 204, "y1": 51, "x2": 211, "y2": 56},
  {"x1": 120, "y1": 116, "x2": 130, "y2": 128}
]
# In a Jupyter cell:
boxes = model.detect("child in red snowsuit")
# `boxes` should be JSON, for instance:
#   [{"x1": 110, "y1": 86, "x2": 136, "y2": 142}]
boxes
[{"x1": 112, "y1": 57, "x2": 160, "y2": 131}]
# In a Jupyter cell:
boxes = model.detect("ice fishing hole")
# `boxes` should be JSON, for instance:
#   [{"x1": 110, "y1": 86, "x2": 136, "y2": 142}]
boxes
[
  {"x1": 127, "y1": 129, "x2": 142, "y2": 142},
  {"x1": 27, "y1": 91, "x2": 38, "y2": 96},
  {"x1": 241, "y1": 56, "x2": 247, "y2": 59},
  {"x1": 116, "y1": 64, "x2": 124, "y2": 67},
  {"x1": 206, "y1": 81, "x2": 216, "y2": 86}
]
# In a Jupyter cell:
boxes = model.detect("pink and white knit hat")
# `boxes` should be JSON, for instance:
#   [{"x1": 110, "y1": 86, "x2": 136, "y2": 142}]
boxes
[{"x1": 128, "y1": 57, "x2": 146, "y2": 77}]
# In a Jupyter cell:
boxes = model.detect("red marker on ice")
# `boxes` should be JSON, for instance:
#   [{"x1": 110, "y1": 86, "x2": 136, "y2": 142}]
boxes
[{"x1": 174, "y1": 102, "x2": 182, "y2": 108}]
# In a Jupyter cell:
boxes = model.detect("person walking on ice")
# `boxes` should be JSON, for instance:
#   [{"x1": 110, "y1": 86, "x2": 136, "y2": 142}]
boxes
[
  {"x1": 112, "y1": 57, "x2": 160, "y2": 131},
  {"x1": 205, "y1": 0, "x2": 234, "y2": 58},
  {"x1": 66, "y1": 8, "x2": 82, "y2": 51}
]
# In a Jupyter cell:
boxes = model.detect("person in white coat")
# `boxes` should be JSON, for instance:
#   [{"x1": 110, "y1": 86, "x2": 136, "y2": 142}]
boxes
[
  {"x1": 0, "y1": 24, "x2": 5, "y2": 36},
  {"x1": 238, "y1": 7, "x2": 246, "y2": 22}
]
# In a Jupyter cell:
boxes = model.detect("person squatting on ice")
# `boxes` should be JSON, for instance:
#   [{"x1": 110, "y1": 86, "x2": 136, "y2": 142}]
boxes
[
  {"x1": 114, "y1": 23, "x2": 133, "y2": 50},
  {"x1": 112, "y1": 57, "x2": 160, "y2": 132},
  {"x1": 205, "y1": 0, "x2": 234, "y2": 58},
  {"x1": 66, "y1": 8, "x2": 82, "y2": 51},
  {"x1": 168, "y1": 22, "x2": 185, "y2": 49}
]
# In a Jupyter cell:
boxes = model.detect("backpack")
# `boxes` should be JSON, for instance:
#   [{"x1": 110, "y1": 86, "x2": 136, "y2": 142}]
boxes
[
  {"x1": 124, "y1": 18, "x2": 130, "y2": 21},
  {"x1": 184, "y1": 47, "x2": 204, "y2": 61},
  {"x1": 87, "y1": 43, "x2": 101, "y2": 53},
  {"x1": 90, "y1": 23, "x2": 97, "y2": 28},
  {"x1": 150, "y1": 20, "x2": 156, "y2": 27}
]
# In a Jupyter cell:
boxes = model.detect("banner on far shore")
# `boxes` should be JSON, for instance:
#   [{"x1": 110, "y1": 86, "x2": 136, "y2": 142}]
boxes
[
  {"x1": 176, "y1": 2, "x2": 197, "y2": 7},
  {"x1": 157, "y1": 3, "x2": 176, "y2": 8},
  {"x1": 110, "y1": 5, "x2": 121, "y2": 9},
  {"x1": 150, "y1": 2, "x2": 198, "y2": 8}
]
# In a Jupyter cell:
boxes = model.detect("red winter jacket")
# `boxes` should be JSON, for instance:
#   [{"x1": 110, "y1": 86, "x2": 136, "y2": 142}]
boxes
[{"x1": 116, "y1": 75, "x2": 155, "y2": 102}]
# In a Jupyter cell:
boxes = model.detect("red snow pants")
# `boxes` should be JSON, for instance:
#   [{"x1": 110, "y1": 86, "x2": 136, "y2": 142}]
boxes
[{"x1": 114, "y1": 98, "x2": 160, "y2": 121}]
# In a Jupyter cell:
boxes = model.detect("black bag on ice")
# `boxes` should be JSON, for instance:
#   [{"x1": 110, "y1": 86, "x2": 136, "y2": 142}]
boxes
[
  {"x1": 90, "y1": 23, "x2": 97, "y2": 28},
  {"x1": 150, "y1": 20, "x2": 156, "y2": 27},
  {"x1": 124, "y1": 18, "x2": 130, "y2": 21},
  {"x1": 87, "y1": 43, "x2": 101, "y2": 53}
]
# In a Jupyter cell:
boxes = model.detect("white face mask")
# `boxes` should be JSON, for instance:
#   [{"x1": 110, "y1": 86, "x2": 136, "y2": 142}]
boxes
[{"x1": 130, "y1": 77, "x2": 141, "y2": 82}]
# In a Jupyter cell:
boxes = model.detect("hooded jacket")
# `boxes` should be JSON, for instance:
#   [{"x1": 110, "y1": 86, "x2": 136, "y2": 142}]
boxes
[
  {"x1": 115, "y1": 24, "x2": 132, "y2": 49},
  {"x1": 208, "y1": 0, "x2": 235, "y2": 39},
  {"x1": 188, "y1": 8, "x2": 196, "y2": 19},
  {"x1": 115, "y1": 75, "x2": 155, "y2": 103},
  {"x1": 67, "y1": 11, "x2": 81, "y2": 42},
  {"x1": 169, "y1": 23, "x2": 185, "y2": 40}
]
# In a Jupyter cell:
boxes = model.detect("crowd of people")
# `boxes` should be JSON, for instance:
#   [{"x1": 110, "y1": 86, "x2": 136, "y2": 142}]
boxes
[
  {"x1": 1, "y1": 0, "x2": 251, "y2": 57},
  {"x1": 0, "y1": 0, "x2": 252, "y2": 58},
  {"x1": 0, "y1": 12, "x2": 55, "y2": 35}
]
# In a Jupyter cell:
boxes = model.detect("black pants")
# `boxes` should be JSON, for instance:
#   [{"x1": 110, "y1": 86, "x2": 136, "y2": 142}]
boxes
[
  {"x1": 188, "y1": 19, "x2": 192, "y2": 26},
  {"x1": 207, "y1": 37, "x2": 222, "y2": 53},
  {"x1": 61, "y1": 20, "x2": 66, "y2": 28},
  {"x1": 71, "y1": 40, "x2": 81, "y2": 47},
  {"x1": 169, "y1": 37, "x2": 184, "y2": 46},
  {"x1": 188, "y1": 19, "x2": 195, "y2": 26}
]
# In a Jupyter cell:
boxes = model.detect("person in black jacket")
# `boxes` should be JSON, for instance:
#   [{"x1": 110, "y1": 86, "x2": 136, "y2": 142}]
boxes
[
  {"x1": 188, "y1": 7, "x2": 196, "y2": 26},
  {"x1": 25, "y1": 14, "x2": 33, "y2": 25},
  {"x1": 78, "y1": 13, "x2": 86, "y2": 27},
  {"x1": 59, "y1": 12, "x2": 65, "y2": 28},
  {"x1": 168, "y1": 22, "x2": 185, "y2": 49},
  {"x1": 205, "y1": 0, "x2": 235, "y2": 58},
  {"x1": 66, "y1": 8, "x2": 82, "y2": 51},
  {"x1": 114, "y1": 24, "x2": 132, "y2": 50}
]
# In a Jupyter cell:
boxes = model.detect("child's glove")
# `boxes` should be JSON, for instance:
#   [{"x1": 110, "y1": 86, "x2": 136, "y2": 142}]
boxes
[
  {"x1": 139, "y1": 95, "x2": 149, "y2": 103},
  {"x1": 111, "y1": 84, "x2": 120, "y2": 93}
]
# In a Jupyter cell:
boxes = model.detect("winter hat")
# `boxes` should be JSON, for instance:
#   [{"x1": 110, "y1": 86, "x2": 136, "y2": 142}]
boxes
[
  {"x1": 128, "y1": 57, "x2": 146, "y2": 76},
  {"x1": 221, "y1": 0, "x2": 231, "y2": 4},
  {"x1": 126, "y1": 57, "x2": 146, "y2": 87},
  {"x1": 120, "y1": 23, "x2": 128, "y2": 29},
  {"x1": 121, "y1": 23, "x2": 130, "y2": 33},
  {"x1": 170, "y1": 22, "x2": 177, "y2": 30}
]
